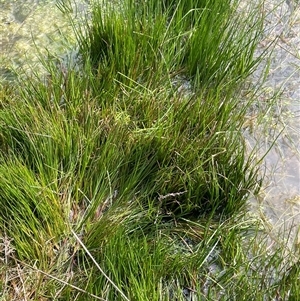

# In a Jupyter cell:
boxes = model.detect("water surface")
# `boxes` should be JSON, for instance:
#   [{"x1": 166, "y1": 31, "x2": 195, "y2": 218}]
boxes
[
  {"x1": 247, "y1": 0, "x2": 300, "y2": 246},
  {"x1": 0, "y1": 0, "x2": 88, "y2": 78}
]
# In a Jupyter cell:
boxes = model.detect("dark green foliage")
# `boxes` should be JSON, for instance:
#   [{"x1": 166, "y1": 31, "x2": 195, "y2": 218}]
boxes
[{"x1": 82, "y1": 0, "x2": 262, "y2": 92}]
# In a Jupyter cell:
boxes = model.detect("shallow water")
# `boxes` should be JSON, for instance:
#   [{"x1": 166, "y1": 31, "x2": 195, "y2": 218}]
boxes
[
  {"x1": 246, "y1": 1, "x2": 300, "y2": 242},
  {"x1": 0, "y1": 0, "x2": 88, "y2": 79},
  {"x1": 0, "y1": 1, "x2": 299, "y2": 235}
]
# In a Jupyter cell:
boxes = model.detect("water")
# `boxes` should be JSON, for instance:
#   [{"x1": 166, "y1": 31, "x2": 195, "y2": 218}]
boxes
[
  {"x1": 246, "y1": 0, "x2": 300, "y2": 246},
  {"x1": 0, "y1": 0, "x2": 88, "y2": 79}
]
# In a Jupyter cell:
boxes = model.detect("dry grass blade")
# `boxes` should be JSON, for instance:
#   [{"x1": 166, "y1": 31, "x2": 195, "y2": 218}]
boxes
[
  {"x1": 8, "y1": 257, "x2": 109, "y2": 301},
  {"x1": 71, "y1": 230, "x2": 131, "y2": 301}
]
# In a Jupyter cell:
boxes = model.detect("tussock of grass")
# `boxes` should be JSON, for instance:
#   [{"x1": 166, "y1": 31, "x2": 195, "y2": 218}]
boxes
[
  {"x1": 80, "y1": 0, "x2": 263, "y2": 91},
  {"x1": 0, "y1": 0, "x2": 299, "y2": 300}
]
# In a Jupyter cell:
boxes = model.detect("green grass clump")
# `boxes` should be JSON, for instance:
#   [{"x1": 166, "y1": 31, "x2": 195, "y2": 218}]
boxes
[
  {"x1": 80, "y1": 0, "x2": 262, "y2": 91},
  {"x1": 0, "y1": 0, "x2": 299, "y2": 300}
]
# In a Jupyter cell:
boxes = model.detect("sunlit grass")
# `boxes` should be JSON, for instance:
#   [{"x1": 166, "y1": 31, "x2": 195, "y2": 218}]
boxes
[{"x1": 0, "y1": 0, "x2": 299, "y2": 300}]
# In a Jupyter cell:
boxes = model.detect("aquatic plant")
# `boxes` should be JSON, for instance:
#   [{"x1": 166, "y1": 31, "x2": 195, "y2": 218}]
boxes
[{"x1": 0, "y1": 0, "x2": 299, "y2": 300}]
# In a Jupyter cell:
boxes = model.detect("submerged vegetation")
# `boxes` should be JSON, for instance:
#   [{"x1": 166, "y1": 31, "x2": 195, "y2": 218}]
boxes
[{"x1": 0, "y1": 0, "x2": 299, "y2": 300}]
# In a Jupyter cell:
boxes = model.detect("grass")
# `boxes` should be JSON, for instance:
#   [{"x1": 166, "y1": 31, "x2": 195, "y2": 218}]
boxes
[{"x1": 0, "y1": 0, "x2": 299, "y2": 300}]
